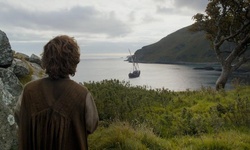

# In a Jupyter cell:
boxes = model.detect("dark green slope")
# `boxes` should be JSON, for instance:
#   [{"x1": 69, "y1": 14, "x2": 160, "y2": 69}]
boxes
[{"x1": 134, "y1": 25, "x2": 217, "y2": 63}]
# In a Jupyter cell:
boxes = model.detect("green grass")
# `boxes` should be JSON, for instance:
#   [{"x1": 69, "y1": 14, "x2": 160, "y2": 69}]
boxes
[
  {"x1": 88, "y1": 122, "x2": 172, "y2": 150},
  {"x1": 174, "y1": 130, "x2": 250, "y2": 150},
  {"x1": 88, "y1": 122, "x2": 250, "y2": 150},
  {"x1": 18, "y1": 74, "x2": 33, "y2": 85},
  {"x1": 84, "y1": 79, "x2": 250, "y2": 149}
]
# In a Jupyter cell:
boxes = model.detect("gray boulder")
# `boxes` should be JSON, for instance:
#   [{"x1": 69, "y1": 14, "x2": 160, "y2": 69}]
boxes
[
  {"x1": 14, "y1": 52, "x2": 29, "y2": 61},
  {"x1": 29, "y1": 62, "x2": 46, "y2": 80},
  {"x1": 0, "y1": 68, "x2": 23, "y2": 106},
  {"x1": 29, "y1": 54, "x2": 41, "y2": 66},
  {"x1": 9, "y1": 57, "x2": 45, "y2": 82},
  {"x1": 12, "y1": 59, "x2": 30, "y2": 77},
  {"x1": 0, "y1": 68, "x2": 23, "y2": 150},
  {"x1": 0, "y1": 30, "x2": 13, "y2": 68}
]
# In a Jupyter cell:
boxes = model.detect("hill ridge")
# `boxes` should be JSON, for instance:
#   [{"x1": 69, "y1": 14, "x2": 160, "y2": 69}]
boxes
[{"x1": 134, "y1": 25, "x2": 217, "y2": 63}]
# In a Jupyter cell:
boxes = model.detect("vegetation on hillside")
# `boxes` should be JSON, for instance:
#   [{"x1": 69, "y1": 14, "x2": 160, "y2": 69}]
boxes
[
  {"x1": 83, "y1": 79, "x2": 250, "y2": 149},
  {"x1": 134, "y1": 26, "x2": 217, "y2": 63}
]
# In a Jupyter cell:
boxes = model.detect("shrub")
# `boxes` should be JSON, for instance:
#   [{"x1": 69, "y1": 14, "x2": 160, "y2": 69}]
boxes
[{"x1": 84, "y1": 80, "x2": 250, "y2": 148}]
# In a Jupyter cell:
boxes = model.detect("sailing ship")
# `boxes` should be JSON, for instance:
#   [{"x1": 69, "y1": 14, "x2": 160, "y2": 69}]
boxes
[{"x1": 128, "y1": 50, "x2": 140, "y2": 78}]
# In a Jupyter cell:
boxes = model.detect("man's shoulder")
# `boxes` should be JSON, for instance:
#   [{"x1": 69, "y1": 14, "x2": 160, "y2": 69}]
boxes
[
  {"x1": 70, "y1": 80, "x2": 89, "y2": 93},
  {"x1": 24, "y1": 78, "x2": 44, "y2": 90}
]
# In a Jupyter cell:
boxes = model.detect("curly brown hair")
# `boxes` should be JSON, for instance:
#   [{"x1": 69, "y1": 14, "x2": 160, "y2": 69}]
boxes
[{"x1": 41, "y1": 35, "x2": 80, "y2": 79}]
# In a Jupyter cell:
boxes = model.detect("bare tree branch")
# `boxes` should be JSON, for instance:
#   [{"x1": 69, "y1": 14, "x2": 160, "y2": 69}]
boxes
[
  {"x1": 231, "y1": 56, "x2": 250, "y2": 71},
  {"x1": 223, "y1": 21, "x2": 250, "y2": 41}
]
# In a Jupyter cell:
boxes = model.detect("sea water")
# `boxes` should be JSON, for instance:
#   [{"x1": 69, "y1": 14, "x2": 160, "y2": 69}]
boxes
[{"x1": 72, "y1": 57, "x2": 233, "y2": 91}]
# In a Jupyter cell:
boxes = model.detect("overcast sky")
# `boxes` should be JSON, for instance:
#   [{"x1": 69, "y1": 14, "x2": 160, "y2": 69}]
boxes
[{"x1": 0, "y1": 0, "x2": 208, "y2": 58}]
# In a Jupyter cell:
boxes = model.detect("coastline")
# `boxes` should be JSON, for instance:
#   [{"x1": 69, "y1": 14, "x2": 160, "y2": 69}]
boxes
[{"x1": 125, "y1": 59, "x2": 250, "y2": 84}]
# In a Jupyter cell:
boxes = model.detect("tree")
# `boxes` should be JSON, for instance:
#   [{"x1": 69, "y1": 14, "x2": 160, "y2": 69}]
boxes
[{"x1": 192, "y1": 0, "x2": 250, "y2": 90}]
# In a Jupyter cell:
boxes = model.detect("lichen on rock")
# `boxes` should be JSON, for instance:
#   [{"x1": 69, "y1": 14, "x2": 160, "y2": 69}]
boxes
[{"x1": 7, "y1": 115, "x2": 15, "y2": 126}]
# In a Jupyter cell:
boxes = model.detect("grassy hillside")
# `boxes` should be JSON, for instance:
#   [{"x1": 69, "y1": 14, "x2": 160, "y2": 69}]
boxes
[
  {"x1": 134, "y1": 25, "x2": 217, "y2": 63},
  {"x1": 84, "y1": 79, "x2": 250, "y2": 149}
]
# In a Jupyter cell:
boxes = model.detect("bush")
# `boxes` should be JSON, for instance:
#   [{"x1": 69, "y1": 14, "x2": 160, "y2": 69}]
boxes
[{"x1": 83, "y1": 80, "x2": 250, "y2": 149}]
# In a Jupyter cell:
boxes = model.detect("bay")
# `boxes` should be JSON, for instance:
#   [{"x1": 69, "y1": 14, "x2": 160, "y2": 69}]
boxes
[{"x1": 72, "y1": 58, "x2": 234, "y2": 91}]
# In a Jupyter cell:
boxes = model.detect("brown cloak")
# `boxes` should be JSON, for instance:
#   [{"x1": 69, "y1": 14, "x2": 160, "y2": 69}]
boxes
[{"x1": 17, "y1": 78, "x2": 98, "y2": 150}]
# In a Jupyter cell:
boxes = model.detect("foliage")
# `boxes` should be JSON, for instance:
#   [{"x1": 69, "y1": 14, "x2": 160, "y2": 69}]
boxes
[
  {"x1": 192, "y1": 0, "x2": 250, "y2": 89},
  {"x1": 84, "y1": 79, "x2": 250, "y2": 149}
]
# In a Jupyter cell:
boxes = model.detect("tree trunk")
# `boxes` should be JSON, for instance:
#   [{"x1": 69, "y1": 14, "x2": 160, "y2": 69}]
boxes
[{"x1": 215, "y1": 68, "x2": 231, "y2": 90}]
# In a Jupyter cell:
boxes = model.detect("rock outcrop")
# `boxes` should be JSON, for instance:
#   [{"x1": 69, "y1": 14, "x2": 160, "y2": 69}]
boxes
[
  {"x1": 11, "y1": 59, "x2": 30, "y2": 77},
  {"x1": 0, "y1": 30, "x2": 45, "y2": 150},
  {"x1": 29, "y1": 54, "x2": 42, "y2": 66},
  {"x1": 0, "y1": 30, "x2": 13, "y2": 68},
  {"x1": 15, "y1": 52, "x2": 29, "y2": 61},
  {"x1": 0, "y1": 68, "x2": 22, "y2": 150}
]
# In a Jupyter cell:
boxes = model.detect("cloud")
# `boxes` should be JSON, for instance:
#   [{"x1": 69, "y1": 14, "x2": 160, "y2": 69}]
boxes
[
  {"x1": 141, "y1": 14, "x2": 160, "y2": 23},
  {"x1": 128, "y1": 11, "x2": 136, "y2": 22},
  {"x1": 173, "y1": 0, "x2": 207, "y2": 12},
  {"x1": 0, "y1": 2, "x2": 131, "y2": 38},
  {"x1": 156, "y1": 0, "x2": 207, "y2": 16},
  {"x1": 152, "y1": 0, "x2": 167, "y2": 4},
  {"x1": 156, "y1": 6, "x2": 176, "y2": 14},
  {"x1": 0, "y1": 0, "x2": 199, "y2": 56}
]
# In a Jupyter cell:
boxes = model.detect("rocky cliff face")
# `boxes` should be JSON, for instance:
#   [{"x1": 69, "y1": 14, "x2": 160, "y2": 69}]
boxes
[{"x1": 0, "y1": 30, "x2": 45, "y2": 150}]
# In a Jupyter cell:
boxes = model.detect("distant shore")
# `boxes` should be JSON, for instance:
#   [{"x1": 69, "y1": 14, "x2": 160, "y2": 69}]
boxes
[{"x1": 125, "y1": 59, "x2": 250, "y2": 82}]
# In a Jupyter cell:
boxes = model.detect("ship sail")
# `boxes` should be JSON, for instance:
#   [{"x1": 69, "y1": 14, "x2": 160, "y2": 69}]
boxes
[{"x1": 128, "y1": 49, "x2": 140, "y2": 78}]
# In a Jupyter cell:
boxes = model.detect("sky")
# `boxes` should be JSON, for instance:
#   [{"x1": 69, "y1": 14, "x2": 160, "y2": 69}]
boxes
[{"x1": 0, "y1": 0, "x2": 208, "y2": 58}]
